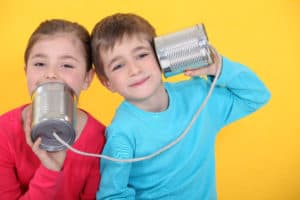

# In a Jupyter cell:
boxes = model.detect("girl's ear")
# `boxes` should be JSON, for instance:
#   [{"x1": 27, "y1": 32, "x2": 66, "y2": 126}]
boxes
[{"x1": 82, "y1": 69, "x2": 95, "y2": 90}]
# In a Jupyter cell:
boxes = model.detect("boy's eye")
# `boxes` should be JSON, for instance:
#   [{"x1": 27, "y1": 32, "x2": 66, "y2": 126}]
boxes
[
  {"x1": 112, "y1": 64, "x2": 123, "y2": 71},
  {"x1": 137, "y1": 53, "x2": 149, "y2": 59}
]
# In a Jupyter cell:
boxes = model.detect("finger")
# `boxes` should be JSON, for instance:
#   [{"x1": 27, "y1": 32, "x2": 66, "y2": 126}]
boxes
[
  {"x1": 24, "y1": 106, "x2": 33, "y2": 146},
  {"x1": 49, "y1": 150, "x2": 67, "y2": 163},
  {"x1": 42, "y1": 150, "x2": 67, "y2": 171},
  {"x1": 206, "y1": 45, "x2": 222, "y2": 75},
  {"x1": 208, "y1": 45, "x2": 221, "y2": 64},
  {"x1": 32, "y1": 137, "x2": 42, "y2": 154},
  {"x1": 184, "y1": 66, "x2": 211, "y2": 77}
]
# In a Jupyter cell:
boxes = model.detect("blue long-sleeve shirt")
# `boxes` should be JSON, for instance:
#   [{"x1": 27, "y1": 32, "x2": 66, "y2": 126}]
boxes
[{"x1": 97, "y1": 57, "x2": 271, "y2": 200}]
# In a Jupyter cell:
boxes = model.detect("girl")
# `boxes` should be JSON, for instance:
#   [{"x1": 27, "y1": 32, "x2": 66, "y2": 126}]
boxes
[{"x1": 0, "y1": 19, "x2": 105, "y2": 199}]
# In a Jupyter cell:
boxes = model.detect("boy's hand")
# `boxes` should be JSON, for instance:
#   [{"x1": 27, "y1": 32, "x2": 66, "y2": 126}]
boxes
[
  {"x1": 23, "y1": 106, "x2": 67, "y2": 171},
  {"x1": 184, "y1": 46, "x2": 222, "y2": 77}
]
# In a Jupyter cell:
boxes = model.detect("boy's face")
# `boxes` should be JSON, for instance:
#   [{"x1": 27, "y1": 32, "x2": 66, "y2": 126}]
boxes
[
  {"x1": 100, "y1": 35, "x2": 164, "y2": 106},
  {"x1": 25, "y1": 34, "x2": 94, "y2": 97}
]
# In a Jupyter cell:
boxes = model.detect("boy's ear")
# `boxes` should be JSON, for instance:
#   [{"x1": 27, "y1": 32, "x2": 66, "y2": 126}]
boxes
[
  {"x1": 82, "y1": 69, "x2": 95, "y2": 90},
  {"x1": 99, "y1": 76, "x2": 116, "y2": 92}
]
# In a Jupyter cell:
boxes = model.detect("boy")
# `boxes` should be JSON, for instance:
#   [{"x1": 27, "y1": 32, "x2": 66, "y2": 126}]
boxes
[{"x1": 91, "y1": 13, "x2": 270, "y2": 199}]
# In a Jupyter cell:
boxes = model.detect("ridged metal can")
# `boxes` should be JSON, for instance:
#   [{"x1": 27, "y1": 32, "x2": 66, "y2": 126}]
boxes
[
  {"x1": 31, "y1": 82, "x2": 76, "y2": 151},
  {"x1": 154, "y1": 24, "x2": 213, "y2": 77}
]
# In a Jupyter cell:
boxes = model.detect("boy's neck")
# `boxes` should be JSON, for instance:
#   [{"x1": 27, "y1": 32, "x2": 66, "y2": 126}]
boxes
[{"x1": 129, "y1": 87, "x2": 169, "y2": 113}]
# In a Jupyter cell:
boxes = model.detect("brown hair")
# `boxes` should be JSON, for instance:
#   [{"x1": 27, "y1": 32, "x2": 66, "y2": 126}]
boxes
[
  {"x1": 91, "y1": 13, "x2": 156, "y2": 79},
  {"x1": 24, "y1": 19, "x2": 92, "y2": 71}
]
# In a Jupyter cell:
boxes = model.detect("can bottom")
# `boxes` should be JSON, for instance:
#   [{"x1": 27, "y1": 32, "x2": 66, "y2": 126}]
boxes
[{"x1": 31, "y1": 120, "x2": 76, "y2": 151}]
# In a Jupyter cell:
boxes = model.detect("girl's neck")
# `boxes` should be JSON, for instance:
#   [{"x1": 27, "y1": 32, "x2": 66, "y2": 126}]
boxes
[{"x1": 74, "y1": 109, "x2": 87, "y2": 140}]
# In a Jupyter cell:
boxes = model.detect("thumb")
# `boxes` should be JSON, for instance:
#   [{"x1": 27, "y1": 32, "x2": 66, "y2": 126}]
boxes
[{"x1": 24, "y1": 105, "x2": 33, "y2": 146}]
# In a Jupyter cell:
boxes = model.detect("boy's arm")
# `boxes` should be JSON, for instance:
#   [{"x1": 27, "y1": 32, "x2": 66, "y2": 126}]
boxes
[
  {"x1": 96, "y1": 133, "x2": 135, "y2": 200},
  {"x1": 209, "y1": 56, "x2": 271, "y2": 127}
]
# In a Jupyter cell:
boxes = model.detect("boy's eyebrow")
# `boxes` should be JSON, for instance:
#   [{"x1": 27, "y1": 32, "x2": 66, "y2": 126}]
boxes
[
  {"x1": 132, "y1": 46, "x2": 150, "y2": 52},
  {"x1": 107, "y1": 56, "x2": 122, "y2": 67},
  {"x1": 107, "y1": 45, "x2": 151, "y2": 67}
]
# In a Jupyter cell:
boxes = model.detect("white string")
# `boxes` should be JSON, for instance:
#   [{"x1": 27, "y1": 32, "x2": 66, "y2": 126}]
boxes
[{"x1": 53, "y1": 56, "x2": 222, "y2": 163}]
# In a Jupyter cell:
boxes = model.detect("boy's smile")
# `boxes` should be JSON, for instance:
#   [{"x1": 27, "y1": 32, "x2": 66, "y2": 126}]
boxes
[{"x1": 128, "y1": 76, "x2": 150, "y2": 88}]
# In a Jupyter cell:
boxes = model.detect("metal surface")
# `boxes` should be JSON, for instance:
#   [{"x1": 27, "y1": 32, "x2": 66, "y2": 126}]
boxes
[
  {"x1": 31, "y1": 82, "x2": 76, "y2": 151},
  {"x1": 154, "y1": 24, "x2": 213, "y2": 77}
]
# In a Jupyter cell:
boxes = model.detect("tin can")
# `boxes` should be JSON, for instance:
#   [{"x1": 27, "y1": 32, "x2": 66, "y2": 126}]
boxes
[
  {"x1": 31, "y1": 82, "x2": 76, "y2": 151},
  {"x1": 154, "y1": 24, "x2": 213, "y2": 77}
]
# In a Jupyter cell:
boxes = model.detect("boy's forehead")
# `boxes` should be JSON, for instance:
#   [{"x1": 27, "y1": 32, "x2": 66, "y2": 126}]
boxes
[
  {"x1": 121, "y1": 34, "x2": 150, "y2": 46},
  {"x1": 100, "y1": 33, "x2": 150, "y2": 54}
]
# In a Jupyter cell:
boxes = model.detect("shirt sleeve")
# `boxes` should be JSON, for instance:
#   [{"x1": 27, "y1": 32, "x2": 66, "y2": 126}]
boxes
[
  {"x1": 24, "y1": 165, "x2": 62, "y2": 199},
  {"x1": 0, "y1": 127, "x2": 62, "y2": 200},
  {"x1": 208, "y1": 56, "x2": 271, "y2": 127},
  {"x1": 80, "y1": 157, "x2": 101, "y2": 200},
  {"x1": 96, "y1": 131, "x2": 136, "y2": 200}
]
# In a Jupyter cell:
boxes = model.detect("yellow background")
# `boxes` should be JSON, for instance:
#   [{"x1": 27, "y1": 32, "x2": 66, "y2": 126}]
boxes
[{"x1": 0, "y1": 0, "x2": 299, "y2": 199}]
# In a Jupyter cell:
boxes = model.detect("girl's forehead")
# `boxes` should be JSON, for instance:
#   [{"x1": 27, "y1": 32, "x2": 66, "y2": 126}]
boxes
[
  {"x1": 37, "y1": 33, "x2": 79, "y2": 43},
  {"x1": 28, "y1": 36, "x2": 85, "y2": 60},
  {"x1": 31, "y1": 33, "x2": 84, "y2": 53}
]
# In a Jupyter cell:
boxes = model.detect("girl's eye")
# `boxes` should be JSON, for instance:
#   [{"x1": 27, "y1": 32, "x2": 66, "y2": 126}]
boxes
[
  {"x1": 62, "y1": 64, "x2": 74, "y2": 68},
  {"x1": 34, "y1": 62, "x2": 45, "y2": 67}
]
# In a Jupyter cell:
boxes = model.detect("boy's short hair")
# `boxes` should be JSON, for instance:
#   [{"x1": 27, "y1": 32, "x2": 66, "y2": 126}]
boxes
[{"x1": 91, "y1": 13, "x2": 156, "y2": 80}]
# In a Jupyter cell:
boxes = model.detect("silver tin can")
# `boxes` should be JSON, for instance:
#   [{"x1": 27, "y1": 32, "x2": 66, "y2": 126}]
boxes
[
  {"x1": 31, "y1": 82, "x2": 76, "y2": 151},
  {"x1": 154, "y1": 24, "x2": 213, "y2": 77}
]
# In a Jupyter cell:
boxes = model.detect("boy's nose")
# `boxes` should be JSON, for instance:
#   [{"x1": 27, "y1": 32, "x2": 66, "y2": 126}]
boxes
[{"x1": 128, "y1": 63, "x2": 141, "y2": 76}]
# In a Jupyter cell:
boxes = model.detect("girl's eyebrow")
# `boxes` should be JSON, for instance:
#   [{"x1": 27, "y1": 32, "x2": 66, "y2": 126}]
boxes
[
  {"x1": 30, "y1": 53, "x2": 47, "y2": 59},
  {"x1": 30, "y1": 54, "x2": 80, "y2": 63},
  {"x1": 59, "y1": 55, "x2": 80, "y2": 62}
]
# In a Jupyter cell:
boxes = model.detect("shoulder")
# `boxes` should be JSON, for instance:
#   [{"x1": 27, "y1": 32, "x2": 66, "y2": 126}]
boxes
[
  {"x1": 0, "y1": 105, "x2": 25, "y2": 130},
  {"x1": 80, "y1": 109, "x2": 106, "y2": 141},
  {"x1": 165, "y1": 77, "x2": 209, "y2": 94},
  {"x1": 81, "y1": 109, "x2": 106, "y2": 131},
  {"x1": 0, "y1": 105, "x2": 27, "y2": 147},
  {"x1": 164, "y1": 78, "x2": 210, "y2": 108},
  {"x1": 105, "y1": 103, "x2": 139, "y2": 140}
]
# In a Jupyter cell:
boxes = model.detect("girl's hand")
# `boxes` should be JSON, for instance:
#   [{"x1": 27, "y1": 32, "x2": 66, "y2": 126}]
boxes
[
  {"x1": 184, "y1": 45, "x2": 222, "y2": 77},
  {"x1": 23, "y1": 106, "x2": 67, "y2": 171}
]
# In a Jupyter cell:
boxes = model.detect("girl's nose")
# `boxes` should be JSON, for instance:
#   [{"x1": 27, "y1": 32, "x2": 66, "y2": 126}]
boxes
[{"x1": 44, "y1": 69, "x2": 57, "y2": 80}]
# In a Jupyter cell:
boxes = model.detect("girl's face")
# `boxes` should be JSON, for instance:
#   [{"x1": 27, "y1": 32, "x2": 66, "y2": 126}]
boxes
[{"x1": 25, "y1": 33, "x2": 94, "y2": 97}]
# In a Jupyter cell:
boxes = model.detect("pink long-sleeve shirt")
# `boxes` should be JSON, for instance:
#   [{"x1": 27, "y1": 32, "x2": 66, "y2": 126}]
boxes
[{"x1": 0, "y1": 105, "x2": 106, "y2": 200}]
